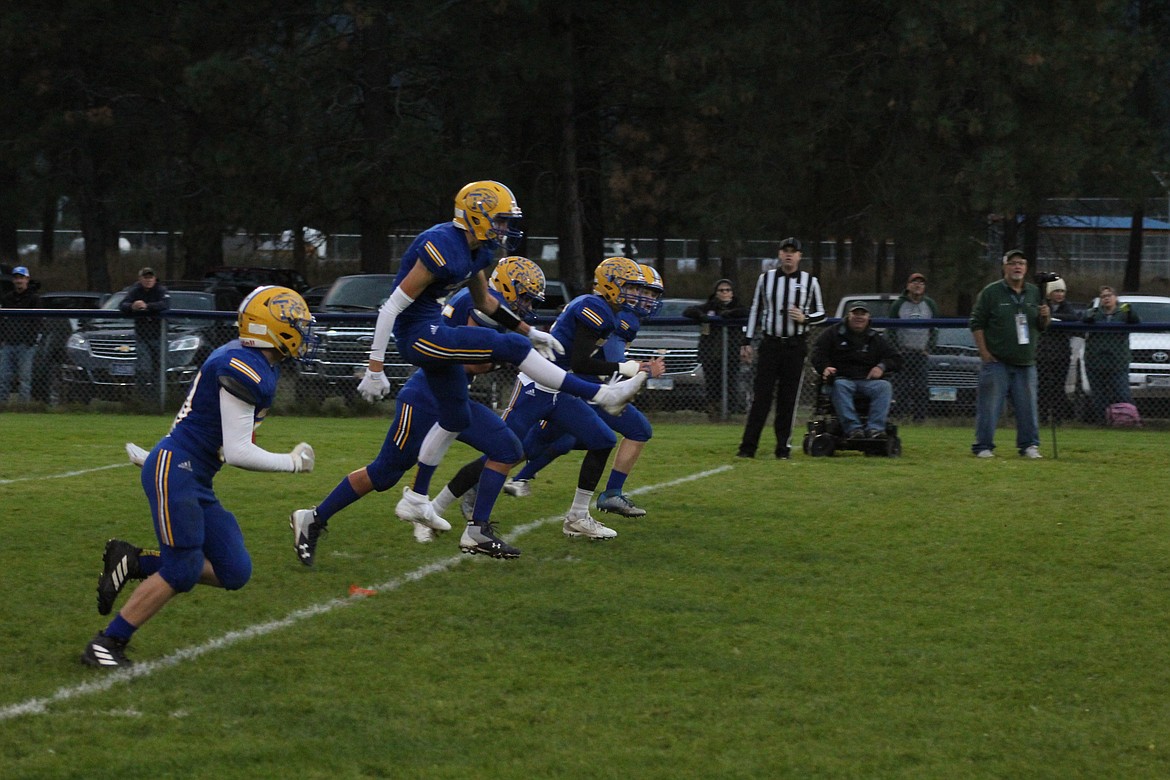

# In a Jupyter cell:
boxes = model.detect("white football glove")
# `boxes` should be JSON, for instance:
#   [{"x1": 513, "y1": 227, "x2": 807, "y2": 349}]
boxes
[
  {"x1": 617, "y1": 360, "x2": 641, "y2": 378},
  {"x1": 357, "y1": 368, "x2": 391, "y2": 402},
  {"x1": 528, "y1": 328, "x2": 564, "y2": 361},
  {"x1": 125, "y1": 442, "x2": 149, "y2": 468},
  {"x1": 290, "y1": 442, "x2": 316, "y2": 473}
]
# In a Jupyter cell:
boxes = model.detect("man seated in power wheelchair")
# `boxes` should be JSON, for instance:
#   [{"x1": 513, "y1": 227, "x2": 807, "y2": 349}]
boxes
[{"x1": 803, "y1": 302, "x2": 903, "y2": 457}]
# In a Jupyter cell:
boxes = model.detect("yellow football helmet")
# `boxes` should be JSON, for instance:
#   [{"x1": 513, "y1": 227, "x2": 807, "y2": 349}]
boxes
[
  {"x1": 594, "y1": 256, "x2": 660, "y2": 316},
  {"x1": 453, "y1": 180, "x2": 523, "y2": 249},
  {"x1": 238, "y1": 285, "x2": 317, "y2": 361},
  {"x1": 489, "y1": 256, "x2": 546, "y2": 318},
  {"x1": 637, "y1": 263, "x2": 665, "y2": 316}
]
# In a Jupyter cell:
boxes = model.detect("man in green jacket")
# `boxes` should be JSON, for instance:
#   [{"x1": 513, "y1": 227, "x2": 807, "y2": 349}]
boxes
[{"x1": 969, "y1": 250, "x2": 1050, "y2": 458}]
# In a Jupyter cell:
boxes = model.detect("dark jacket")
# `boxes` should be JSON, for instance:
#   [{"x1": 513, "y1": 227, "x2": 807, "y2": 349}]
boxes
[
  {"x1": 0, "y1": 286, "x2": 42, "y2": 345},
  {"x1": 811, "y1": 321, "x2": 903, "y2": 380},
  {"x1": 683, "y1": 293, "x2": 750, "y2": 352},
  {"x1": 1037, "y1": 298, "x2": 1080, "y2": 366},
  {"x1": 119, "y1": 281, "x2": 171, "y2": 340}
]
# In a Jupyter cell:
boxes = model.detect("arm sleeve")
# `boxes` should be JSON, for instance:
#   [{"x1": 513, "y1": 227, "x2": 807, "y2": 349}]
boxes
[
  {"x1": 219, "y1": 389, "x2": 296, "y2": 472},
  {"x1": 569, "y1": 328, "x2": 620, "y2": 376},
  {"x1": 370, "y1": 286, "x2": 415, "y2": 362}
]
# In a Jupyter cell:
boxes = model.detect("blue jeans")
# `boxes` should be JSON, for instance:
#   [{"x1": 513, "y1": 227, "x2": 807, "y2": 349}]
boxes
[
  {"x1": 972, "y1": 361, "x2": 1039, "y2": 454},
  {"x1": 0, "y1": 343, "x2": 36, "y2": 402},
  {"x1": 830, "y1": 377, "x2": 892, "y2": 434}
]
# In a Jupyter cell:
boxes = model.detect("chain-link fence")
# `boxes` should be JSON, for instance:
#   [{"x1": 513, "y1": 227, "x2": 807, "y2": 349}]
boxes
[{"x1": 2, "y1": 307, "x2": 1168, "y2": 427}]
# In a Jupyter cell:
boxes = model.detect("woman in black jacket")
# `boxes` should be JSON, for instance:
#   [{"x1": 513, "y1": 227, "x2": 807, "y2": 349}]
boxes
[{"x1": 684, "y1": 279, "x2": 749, "y2": 415}]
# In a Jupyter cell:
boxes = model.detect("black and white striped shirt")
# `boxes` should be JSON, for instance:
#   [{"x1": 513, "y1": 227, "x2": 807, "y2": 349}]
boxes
[{"x1": 745, "y1": 269, "x2": 826, "y2": 339}]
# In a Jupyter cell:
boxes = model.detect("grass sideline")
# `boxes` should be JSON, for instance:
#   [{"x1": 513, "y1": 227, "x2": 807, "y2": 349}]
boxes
[{"x1": 1, "y1": 412, "x2": 1169, "y2": 778}]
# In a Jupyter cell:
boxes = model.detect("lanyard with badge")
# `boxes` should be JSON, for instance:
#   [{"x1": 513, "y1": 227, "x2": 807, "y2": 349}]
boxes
[{"x1": 1010, "y1": 288, "x2": 1029, "y2": 345}]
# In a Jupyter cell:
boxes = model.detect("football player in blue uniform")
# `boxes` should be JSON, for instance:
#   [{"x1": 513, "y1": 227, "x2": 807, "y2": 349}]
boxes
[
  {"x1": 506, "y1": 264, "x2": 665, "y2": 516},
  {"x1": 288, "y1": 256, "x2": 545, "y2": 562},
  {"x1": 468, "y1": 257, "x2": 661, "y2": 540},
  {"x1": 81, "y1": 286, "x2": 319, "y2": 669},
  {"x1": 355, "y1": 181, "x2": 646, "y2": 551},
  {"x1": 503, "y1": 263, "x2": 665, "y2": 520}
]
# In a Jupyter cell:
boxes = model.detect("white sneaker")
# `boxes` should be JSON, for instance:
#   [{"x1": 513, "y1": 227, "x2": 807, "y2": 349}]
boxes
[
  {"x1": 562, "y1": 511, "x2": 618, "y2": 540},
  {"x1": 594, "y1": 372, "x2": 648, "y2": 416},
  {"x1": 975, "y1": 450, "x2": 995, "y2": 459},
  {"x1": 395, "y1": 487, "x2": 452, "y2": 532},
  {"x1": 502, "y1": 479, "x2": 531, "y2": 498},
  {"x1": 412, "y1": 522, "x2": 436, "y2": 543},
  {"x1": 1022, "y1": 446, "x2": 1043, "y2": 459}
]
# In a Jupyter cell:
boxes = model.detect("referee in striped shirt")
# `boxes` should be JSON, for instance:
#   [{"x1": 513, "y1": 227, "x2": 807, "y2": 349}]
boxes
[{"x1": 737, "y1": 238, "x2": 826, "y2": 459}]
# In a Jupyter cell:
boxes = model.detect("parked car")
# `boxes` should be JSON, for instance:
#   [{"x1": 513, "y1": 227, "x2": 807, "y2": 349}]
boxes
[
  {"x1": 925, "y1": 326, "x2": 981, "y2": 414},
  {"x1": 624, "y1": 297, "x2": 707, "y2": 410},
  {"x1": 294, "y1": 274, "x2": 415, "y2": 403},
  {"x1": 302, "y1": 284, "x2": 332, "y2": 311},
  {"x1": 60, "y1": 289, "x2": 236, "y2": 404},
  {"x1": 534, "y1": 280, "x2": 573, "y2": 319},
  {"x1": 834, "y1": 293, "x2": 898, "y2": 320},
  {"x1": 31, "y1": 291, "x2": 110, "y2": 404}
]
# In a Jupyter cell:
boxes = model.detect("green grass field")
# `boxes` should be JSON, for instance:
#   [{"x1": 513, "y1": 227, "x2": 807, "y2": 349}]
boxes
[{"x1": 1, "y1": 412, "x2": 1168, "y2": 778}]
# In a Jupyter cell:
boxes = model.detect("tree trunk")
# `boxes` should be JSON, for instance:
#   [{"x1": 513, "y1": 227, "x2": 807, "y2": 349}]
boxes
[{"x1": 1125, "y1": 207, "x2": 1144, "y2": 292}]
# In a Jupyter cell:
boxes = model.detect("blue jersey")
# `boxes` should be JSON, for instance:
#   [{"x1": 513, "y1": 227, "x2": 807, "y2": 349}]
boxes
[
  {"x1": 164, "y1": 340, "x2": 280, "y2": 474},
  {"x1": 550, "y1": 293, "x2": 618, "y2": 374},
  {"x1": 602, "y1": 310, "x2": 641, "y2": 362},
  {"x1": 441, "y1": 286, "x2": 509, "y2": 330},
  {"x1": 392, "y1": 221, "x2": 497, "y2": 338}
]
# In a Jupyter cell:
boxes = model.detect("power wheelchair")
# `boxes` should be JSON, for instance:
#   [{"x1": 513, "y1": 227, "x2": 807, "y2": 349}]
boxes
[{"x1": 801, "y1": 376, "x2": 902, "y2": 457}]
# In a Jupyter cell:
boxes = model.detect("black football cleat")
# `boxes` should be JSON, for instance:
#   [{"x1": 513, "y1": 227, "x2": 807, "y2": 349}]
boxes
[
  {"x1": 459, "y1": 522, "x2": 521, "y2": 559},
  {"x1": 97, "y1": 539, "x2": 143, "y2": 616},
  {"x1": 80, "y1": 631, "x2": 133, "y2": 669}
]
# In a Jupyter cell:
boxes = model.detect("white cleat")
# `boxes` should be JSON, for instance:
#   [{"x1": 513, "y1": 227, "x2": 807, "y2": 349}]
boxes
[
  {"x1": 412, "y1": 521, "x2": 436, "y2": 543},
  {"x1": 502, "y1": 479, "x2": 532, "y2": 498},
  {"x1": 594, "y1": 372, "x2": 648, "y2": 416},
  {"x1": 125, "y1": 442, "x2": 149, "y2": 467},
  {"x1": 395, "y1": 487, "x2": 452, "y2": 532},
  {"x1": 562, "y1": 511, "x2": 618, "y2": 540}
]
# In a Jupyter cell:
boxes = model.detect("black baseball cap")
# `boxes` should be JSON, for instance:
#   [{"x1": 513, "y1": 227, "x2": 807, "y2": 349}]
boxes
[
  {"x1": 779, "y1": 237, "x2": 802, "y2": 251},
  {"x1": 848, "y1": 302, "x2": 870, "y2": 313}
]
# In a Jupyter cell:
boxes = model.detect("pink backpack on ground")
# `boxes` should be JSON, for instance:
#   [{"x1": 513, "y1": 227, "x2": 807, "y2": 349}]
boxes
[{"x1": 1106, "y1": 402, "x2": 1142, "y2": 428}]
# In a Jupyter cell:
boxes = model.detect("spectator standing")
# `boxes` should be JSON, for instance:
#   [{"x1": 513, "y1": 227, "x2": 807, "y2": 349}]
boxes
[
  {"x1": 119, "y1": 267, "x2": 170, "y2": 403},
  {"x1": 1036, "y1": 275, "x2": 1078, "y2": 423},
  {"x1": 1081, "y1": 285, "x2": 1139, "y2": 423},
  {"x1": 811, "y1": 303, "x2": 902, "y2": 438},
  {"x1": 969, "y1": 250, "x2": 1050, "y2": 458},
  {"x1": 684, "y1": 278, "x2": 749, "y2": 416},
  {"x1": 888, "y1": 272, "x2": 939, "y2": 421},
  {"x1": 0, "y1": 265, "x2": 41, "y2": 403},
  {"x1": 737, "y1": 238, "x2": 826, "y2": 459}
]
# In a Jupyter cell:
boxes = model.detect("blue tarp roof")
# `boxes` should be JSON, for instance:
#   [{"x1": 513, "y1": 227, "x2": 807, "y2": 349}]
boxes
[{"x1": 1035, "y1": 215, "x2": 1170, "y2": 231}]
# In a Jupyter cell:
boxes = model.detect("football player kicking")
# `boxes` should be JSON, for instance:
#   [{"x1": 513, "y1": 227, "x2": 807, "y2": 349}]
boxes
[
  {"x1": 288, "y1": 256, "x2": 545, "y2": 563},
  {"x1": 81, "y1": 286, "x2": 319, "y2": 669},
  {"x1": 353, "y1": 181, "x2": 647, "y2": 553}
]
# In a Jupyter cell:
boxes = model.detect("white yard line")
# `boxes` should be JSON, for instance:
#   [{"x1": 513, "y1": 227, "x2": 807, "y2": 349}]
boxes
[
  {"x1": 0, "y1": 465, "x2": 731, "y2": 720},
  {"x1": 0, "y1": 463, "x2": 131, "y2": 486}
]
